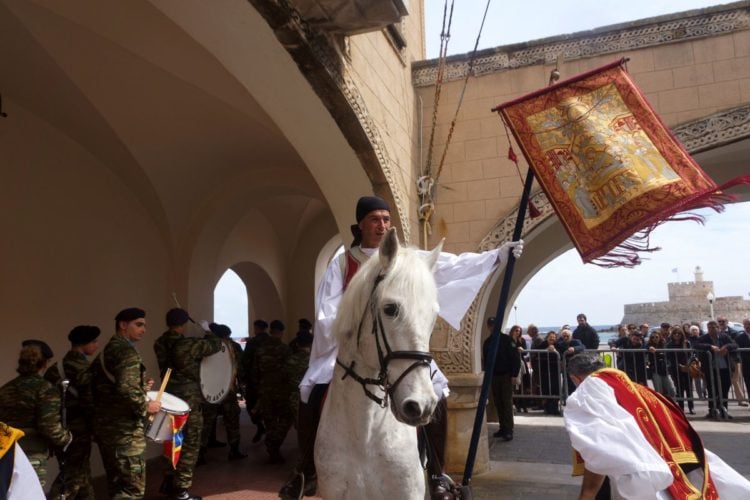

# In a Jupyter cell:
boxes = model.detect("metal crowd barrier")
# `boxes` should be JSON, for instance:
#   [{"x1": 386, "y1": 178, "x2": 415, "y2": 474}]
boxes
[
  {"x1": 512, "y1": 349, "x2": 563, "y2": 414},
  {"x1": 510, "y1": 346, "x2": 750, "y2": 419}
]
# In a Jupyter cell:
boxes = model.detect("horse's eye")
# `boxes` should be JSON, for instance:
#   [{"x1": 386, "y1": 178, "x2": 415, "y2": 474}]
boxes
[{"x1": 383, "y1": 303, "x2": 400, "y2": 317}]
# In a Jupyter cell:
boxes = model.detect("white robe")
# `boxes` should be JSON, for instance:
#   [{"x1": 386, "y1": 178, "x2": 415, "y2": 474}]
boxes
[
  {"x1": 564, "y1": 375, "x2": 750, "y2": 499},
  {"x1": 300, "y1": 246, "x2": 502, "y2": 403}
]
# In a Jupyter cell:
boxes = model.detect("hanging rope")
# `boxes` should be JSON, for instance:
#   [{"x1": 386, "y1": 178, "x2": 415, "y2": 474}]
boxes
[
  {"x1": 433, "y1": 0, "x2": 492, "y2": 183},
  {"x1": 419, "y1": 0, "x2": 493, "y2": 247},
  {"x1": 419, "y1": 0, "x2": 454, "y2": 248}
]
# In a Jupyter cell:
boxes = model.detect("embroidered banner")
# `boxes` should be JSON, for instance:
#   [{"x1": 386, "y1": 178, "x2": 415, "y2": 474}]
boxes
[{"x1": 494, "y1": 59, "x2": 723, "y2": 266}]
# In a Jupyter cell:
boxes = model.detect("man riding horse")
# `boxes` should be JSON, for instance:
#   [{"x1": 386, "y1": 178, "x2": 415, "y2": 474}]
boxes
[{"x1": 280, "y1": 195, "x2": 523, "y2": 499}]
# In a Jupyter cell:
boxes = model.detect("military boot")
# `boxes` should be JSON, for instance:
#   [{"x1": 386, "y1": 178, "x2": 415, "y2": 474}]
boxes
[
  {"x1": 278, "y1": 472, "x2": 304, "y2": 500},
  {"x1": 159, "y1": 475, "x2": 174, "y2": 496},
  {"x1": 173, "y1": 489, "x2": 202, "y2": 500},
  {"x1": 228, "y1": 444, "x2": 247, "y2": 460}
]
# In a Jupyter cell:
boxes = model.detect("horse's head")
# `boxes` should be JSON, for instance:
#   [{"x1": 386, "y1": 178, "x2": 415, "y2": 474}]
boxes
[{"x1": 336, "y1": 228, "x2": 442, "y2": 426}]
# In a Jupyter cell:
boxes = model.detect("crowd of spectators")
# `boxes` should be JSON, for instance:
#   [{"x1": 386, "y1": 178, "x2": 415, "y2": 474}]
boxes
[{"x1": 484, "y1": 314, "x2": 750, "y2": 427}]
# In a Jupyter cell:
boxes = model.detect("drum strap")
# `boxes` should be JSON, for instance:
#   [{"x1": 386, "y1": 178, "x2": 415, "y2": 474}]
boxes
[
  {"x1": 99, "y1": 354, "x2": 116, "y2": 384},
  {"x1": 56, "y1": 361, "x2": 78, "y2": 397}
]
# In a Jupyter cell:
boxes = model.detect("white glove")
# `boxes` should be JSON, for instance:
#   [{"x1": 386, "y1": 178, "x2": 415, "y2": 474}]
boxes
[
  {"x1": 499, "y1": 239, "x2": 524, "y2": 261},
  {"x1": 511, "y1": 239, "x2": 524, "y2": 259},
  {"x1": 199, "y1": 320, "x2": 210, "y2": 332}
]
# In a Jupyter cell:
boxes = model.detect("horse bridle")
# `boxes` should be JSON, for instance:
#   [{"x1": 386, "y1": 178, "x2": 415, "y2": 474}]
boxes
[{"x1": 336, "y1": 273, "x2": 434, "y2": 408}]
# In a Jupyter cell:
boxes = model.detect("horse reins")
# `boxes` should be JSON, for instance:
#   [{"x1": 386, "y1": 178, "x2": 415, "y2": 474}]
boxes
[{"x1": 336, "y1": 273, "x2": 433, "y2": 408}]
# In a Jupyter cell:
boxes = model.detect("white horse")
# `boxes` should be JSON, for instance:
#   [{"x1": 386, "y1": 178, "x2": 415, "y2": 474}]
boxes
[{"x1": 315, "y1": 228, "x2": 443, "y2": 500}]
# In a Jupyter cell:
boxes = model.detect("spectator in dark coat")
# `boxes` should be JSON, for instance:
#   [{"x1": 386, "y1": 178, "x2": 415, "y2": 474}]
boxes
[
  {"x1": 573, "y1": 313, "x2": 600, "y2": 350},
  {"x1": 695, "y1": 320, "x2": 738, "y2": 419},
  {"x1": 482, "y1": 318, "x2": 521, "y2": 442},
  {"x1": 555, "y1": 329, "x2": 585, "y2": 394},
  {"x1": 617, "y1": 331, "x2": 649, "y2": 385}
]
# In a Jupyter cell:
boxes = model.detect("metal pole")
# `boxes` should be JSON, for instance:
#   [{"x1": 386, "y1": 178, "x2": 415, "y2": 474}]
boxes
[{"x1": 462, "y1": 166, "x2": 534, "y2": 486}]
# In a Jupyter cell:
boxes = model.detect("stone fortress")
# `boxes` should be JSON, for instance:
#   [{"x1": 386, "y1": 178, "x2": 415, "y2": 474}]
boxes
[{"x1": 622, "y1": 266, "x2": 750, "y2": 327}]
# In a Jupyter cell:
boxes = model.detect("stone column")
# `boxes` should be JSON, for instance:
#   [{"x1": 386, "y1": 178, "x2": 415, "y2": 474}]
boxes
[{"x1": 444, "y1": 373, "x2": 489, "y2": 475}]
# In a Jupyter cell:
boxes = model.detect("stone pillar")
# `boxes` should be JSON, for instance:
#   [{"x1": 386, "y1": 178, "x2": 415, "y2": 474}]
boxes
[{"x1": 444, "y1": 372, "x2": 489, "y2": 475}]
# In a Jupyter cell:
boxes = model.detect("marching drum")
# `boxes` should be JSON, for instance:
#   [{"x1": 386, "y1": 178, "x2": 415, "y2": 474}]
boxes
[
  {"x1": 146, "y1": 390, "x2": 190, "y2": 442},
  {"x1": 200, "y1": 339, "x2": 236, "y2": 404}
]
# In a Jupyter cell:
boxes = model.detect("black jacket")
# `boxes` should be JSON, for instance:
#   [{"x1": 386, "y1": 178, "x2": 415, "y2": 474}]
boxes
[{"x1": 482, "y1": 333, "x2": 521, "y2": 377}]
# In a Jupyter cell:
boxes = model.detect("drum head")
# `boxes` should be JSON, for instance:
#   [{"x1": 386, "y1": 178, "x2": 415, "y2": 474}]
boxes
[
  {"x1": 200, "y1": 340, "x2": 235, "y2": 404},
  {"x1": 147, "y1": 390, "x2": 190, "y2": 414}
]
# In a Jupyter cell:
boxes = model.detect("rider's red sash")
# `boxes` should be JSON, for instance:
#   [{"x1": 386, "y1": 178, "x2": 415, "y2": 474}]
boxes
[
  {"x1": 591, "y1": 369, "x2": 718, "y2": 500},
  {"x1": 343, "y1": 251, "x2": 359, "y2": 290}
]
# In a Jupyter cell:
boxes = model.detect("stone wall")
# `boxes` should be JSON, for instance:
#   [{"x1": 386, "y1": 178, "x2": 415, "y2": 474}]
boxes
[{"x1": 622, "y1": 292, "x2": 750, "y2": 327}]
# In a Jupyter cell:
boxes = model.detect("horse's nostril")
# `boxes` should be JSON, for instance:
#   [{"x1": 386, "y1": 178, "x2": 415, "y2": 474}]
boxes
[{"x1": 402, "y1": 400, "x2": 422, "y2": 419}]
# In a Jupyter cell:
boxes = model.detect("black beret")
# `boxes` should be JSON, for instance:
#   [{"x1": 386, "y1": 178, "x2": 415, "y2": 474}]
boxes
[
  {"x1": 253, "y1": 319, "x2": 268, "y2": 329},
  {"x1": 355, "y1": 196, "x2": 389, "y2": 223},
  {"x1": 295, "y1": 331, "x2": 313, "y2": 348},
  {"x1": 68, "y1": 325, "x2": 101, "y2": 345},
  {"x1": 115, "y1": 307, "x2": 145, "y2": 323},
  {"x1": 212, "y1": 323, "x2": 231, "y2": 339},
  {"x1": 22, "y1": 339, "x2": 54, "y2": 360},
  {"x1": 270, "y1": 320, "x2": 285, "y2": 332},
  {"x1": 166, "y1": 308, "x2": 190, "y2": 327},
  {"x1": 298, "y1": 318, "x2": 312, "y2": 329}
]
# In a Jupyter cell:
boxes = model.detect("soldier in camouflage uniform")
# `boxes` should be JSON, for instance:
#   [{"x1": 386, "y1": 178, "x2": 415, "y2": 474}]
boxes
[
  {"x1": 0, "y1": 341, "x2": 72, "y2": 489},
  {"x1": 153, "y1": 308, "x2": 221, "y2": 500},
  {"x1": 239, "y1": 319, "x2": 270, "y2": 443},
  {"x1": 199, "y1": 323, "x2": 246, "y2": 463},
  {"x1": 90, "y1": 308, "x2": 161, "y2": 499},
  {"x1": 286, "y1": 330, "x2": 313, "y2": 425},
  {"x1": 45, "y1": 325, "x2": 100, "y2": 500},
  {"x1": 254, "y1": 320, "x2": 293, "y2": 464}
]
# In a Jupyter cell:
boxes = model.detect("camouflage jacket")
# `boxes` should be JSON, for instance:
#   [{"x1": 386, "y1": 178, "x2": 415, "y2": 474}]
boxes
[
  {"x1": 0, "y1": 374, "x2": 70, "y2": 453},
  {"x1": 285, "y1": 349, "x2": 310, "y2": 393},
  {"x1": 44, "y1": 350, "x2": 93, "y2": 424},
  {"x1": 254, "y1": 336, "x2": 291, "y2": 395},
  {"x1": 89, "y1": 334, "x2": 148, "y2": 420},
  {"x1": 154, "y1": 330, "x2": 221, "y2": 405},
  {"x1": 240, "y1": 332, "x2": 271, "y2": 388}
]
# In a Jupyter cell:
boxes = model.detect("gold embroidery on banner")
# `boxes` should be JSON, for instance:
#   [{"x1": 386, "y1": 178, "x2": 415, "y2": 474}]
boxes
[{"x1": 526, "y1": 85, "x2": 680, "y2": 229}]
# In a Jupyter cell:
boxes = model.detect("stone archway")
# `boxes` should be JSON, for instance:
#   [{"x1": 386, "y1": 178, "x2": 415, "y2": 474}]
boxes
[{"x1": 439, "y1": 104, "x2": 750, "y2": 475}]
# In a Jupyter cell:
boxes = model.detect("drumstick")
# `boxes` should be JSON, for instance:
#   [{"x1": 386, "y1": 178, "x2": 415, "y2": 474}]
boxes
[{"x1": 148, "y1": 368, "x2": 172, "y2": 422}]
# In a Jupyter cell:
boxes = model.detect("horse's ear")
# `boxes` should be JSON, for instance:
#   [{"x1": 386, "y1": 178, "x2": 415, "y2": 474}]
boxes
[
  {"x1": 379, "y1": 227, "x2": 399, "y2": 271},
  {"x1": 425, "y1": 238, "x2": 444, "y2": 271}
]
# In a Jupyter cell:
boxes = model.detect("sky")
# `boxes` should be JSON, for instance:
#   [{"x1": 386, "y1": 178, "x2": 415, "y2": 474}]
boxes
[
  {"x1": 214, "y1": 0, "x2": 747, "y2": 335},
  {"x1": 422, "y1": 0, "x2": 733, "y2": 58}
]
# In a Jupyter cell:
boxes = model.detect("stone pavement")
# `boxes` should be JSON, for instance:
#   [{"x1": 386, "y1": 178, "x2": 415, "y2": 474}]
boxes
[{"x1": 92, "y1": 399, "x2": 750, "y2": 499}]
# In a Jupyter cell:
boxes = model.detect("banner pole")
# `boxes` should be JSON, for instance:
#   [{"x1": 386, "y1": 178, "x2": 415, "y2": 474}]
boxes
[{"x1": 462, "y1": 165, "x2": 534, "y2": 486}]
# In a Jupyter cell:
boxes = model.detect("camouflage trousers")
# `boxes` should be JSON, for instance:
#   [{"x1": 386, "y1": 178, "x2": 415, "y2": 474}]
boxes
[
  {"x1": 48, "y1": 424, "x2": 95, "y2": 500},
  {"x1": 165, "y1": 402, "x2": 203, "y2": 489},
  {"x1": 201, "y1": 392, "x2": 241, "y2": 447},
  {"x1": 95, "y1": 420, "x2": 146, "y2": 499},
  {"x1": 258, "y1": 394, "x2": 295, "y2": 455}
]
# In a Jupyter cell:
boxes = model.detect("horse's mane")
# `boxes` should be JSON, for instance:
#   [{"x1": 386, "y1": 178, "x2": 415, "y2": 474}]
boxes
[{"x1": 333, "y1": 244, "x2": 438, "y2": 345}]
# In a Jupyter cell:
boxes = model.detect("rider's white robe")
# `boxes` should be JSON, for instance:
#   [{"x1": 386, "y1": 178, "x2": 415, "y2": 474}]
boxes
[{"x1": 300, "y1": 246, "x2": 503, "y2": 403}]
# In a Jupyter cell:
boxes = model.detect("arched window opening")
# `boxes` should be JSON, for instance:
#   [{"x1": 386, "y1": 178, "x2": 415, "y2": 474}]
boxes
[{"x1": 213, "y1": 268, "x2": 249, "y2": 341}]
